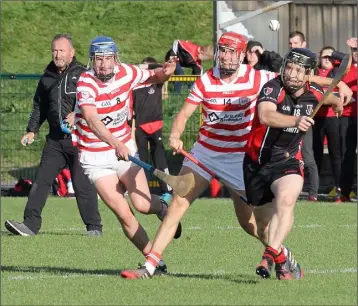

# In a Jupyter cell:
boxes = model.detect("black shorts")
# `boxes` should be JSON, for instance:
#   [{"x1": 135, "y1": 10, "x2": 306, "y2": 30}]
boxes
[{"x1": 243, "y1": 154, "x2": 304, "y2": 206}]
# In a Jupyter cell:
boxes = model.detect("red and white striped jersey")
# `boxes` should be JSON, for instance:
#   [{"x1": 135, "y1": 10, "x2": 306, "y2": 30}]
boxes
[
  {"x1": 72, "y1": 63, "x2": 154, "y2": 152},
  {"x1": 186, "y1": 64, "x2": 276, "y2": 153}
]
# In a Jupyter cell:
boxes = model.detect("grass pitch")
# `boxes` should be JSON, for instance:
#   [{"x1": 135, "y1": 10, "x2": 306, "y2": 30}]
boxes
[{"x1": 1, "y1": 197, "x2": 357, "y2": 305}]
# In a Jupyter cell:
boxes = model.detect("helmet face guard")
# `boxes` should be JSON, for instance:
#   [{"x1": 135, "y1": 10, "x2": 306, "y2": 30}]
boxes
[
  {"x1": 215, "y1": 32, "x2": 248, "y2": 75},
  {"x1": 281, "y1": 48, "x2": 317, "y2": 92},
  {"x1": 88, "y1": 36, "x2": 120, "y2": 82}
]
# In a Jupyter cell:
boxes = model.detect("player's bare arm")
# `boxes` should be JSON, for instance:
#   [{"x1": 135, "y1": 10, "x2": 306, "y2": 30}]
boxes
[
  {"x1": 323, "y1": 93, "x2": 344, "y2": 116},
  {"x1": 146, "y1": 56, "x2": 177, "y2": 84},
  {"x1": 309, "y1": 75, "x2": 353, "y2": 104},
  {"x1": 169, "y1": 102, "x2": 199, "y2": 152},
  {"x1": 258, "y1": 101, "x2": 314, "y2": 132},
  {"x1": 80, "y1": 105, "x2": 130, "y2": 160}
]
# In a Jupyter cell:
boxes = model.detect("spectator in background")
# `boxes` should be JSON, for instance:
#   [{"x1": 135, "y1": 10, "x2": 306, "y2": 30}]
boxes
[
  {"x1": 165, "y1": 40, "x2": 214, "y2": 94},
  {"x1": 131, "y1": 57, "x2": 172, "y2": 201},
  {"x1": 243, "y1": 40, "x2": 283, "y2": 72},
  {"x1": 54, "y1": 167, "x2": 75, "y2": 197},
  {"x1": 313, "y1": 46, "x2": 342, "y2": 199},
  {"x1": 331, "y1": 38, "x2": 357, "y2": 202},
  {"x1": 4, "y1": 34, "x2": 102, "y2": 236},
  {"x1": 288, "y1": 31, "x2": 319, "y2": 201},
  {"x1": 289, "y1": 31, "x2": 307, "y2": 49}
]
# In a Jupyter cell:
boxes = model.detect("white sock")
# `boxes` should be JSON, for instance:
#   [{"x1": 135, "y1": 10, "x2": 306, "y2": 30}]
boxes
[{"x1": 144, "y1": 262, "x2": 156, "y2": 275}]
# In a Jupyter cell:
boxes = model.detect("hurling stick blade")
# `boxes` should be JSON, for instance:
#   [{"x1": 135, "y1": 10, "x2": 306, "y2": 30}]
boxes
[{"x1": 153, "y1": 169, "x2": 195, "y2": 197}]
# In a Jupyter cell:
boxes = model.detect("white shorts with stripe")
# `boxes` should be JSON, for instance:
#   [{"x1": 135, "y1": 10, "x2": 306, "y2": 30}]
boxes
[
  {"x1": 183, "y1": 142, "x2": 245, "y2": 190},
  {"x1": 79, "y1": 139, "x2": 139, "y2": 183}
]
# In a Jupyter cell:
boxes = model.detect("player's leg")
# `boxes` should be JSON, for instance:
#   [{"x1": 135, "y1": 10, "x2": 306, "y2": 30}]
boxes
[
  {"x1": 245, "y1": 157, "x2": 304, "y2": 280},
  {"x1": 230, "y1": 189, "x2": 260, "y2": 239},
  {"x1": 120, "y1": 165, "x2": 169, "y2": 220},
  {"x1": 95, "y1": 173, "x2": 152, "y2": 254},
  {"x1": 121, "y1": 166, "x2": 210, "y2": 279},
  {"x1": 262, "y1": 174, "x2": 303, "y2": 280},
  {"x1": 269, "y1": 174, "x2": 303, "y2": 250}
]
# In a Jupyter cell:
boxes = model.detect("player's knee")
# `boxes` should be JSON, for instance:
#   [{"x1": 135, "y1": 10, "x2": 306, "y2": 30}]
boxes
[
  {"x1": 134, "y1": 199, "x2": 150, "y2": 214},
  {"x1": 136, "y1": 206, "x2": 150, "y2": 214},
  {"x1": 277, "y1": 193, "x2": 297, "y2": 208}
]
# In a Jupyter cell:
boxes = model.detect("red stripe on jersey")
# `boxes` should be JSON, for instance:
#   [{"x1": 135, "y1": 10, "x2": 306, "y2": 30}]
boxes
[
  {"x1": 196, "y1": 77, "x2": 206, "y2": 96},
  {"x1": 197, "y1": 140, "x2": 246, "y2": 153},
  {"x1": 74, "y1": 128, "x2": 129, "y2": 143},
  {"x1": 190, "y1": 89, "x2": 203, "y2": 101},
  {"x1": 114, "y1": 64, "x2": 129, "y2": 81},
  {"x1": 76, "y1": 118, "x2": 130, "y2": 134},
  {"x1": 237, "y1": 66, "x2": 251, "y2": 83},
  {"x1": 84, "y1": 73, "x2": 108, "y2": 89},
  {"x1": 277, "y1": 88, "x2": 286, "y2": 104},
  {"x1": 77, "y1": 134, "x2": 131, "y2": 152},
  {"x1": 309, "y1": 86, "x2": 323, "y2": 102},
  {"x1": 77, "y1": 80, "x2": 99, "y2": 96},
  {"x1": 207, "y1": 121, "x2": 251, "y2": 131},
  {"x1": 199, "y1": 129, "x2": 250, "y2": 142},
  {"x1": 96, "y1": 82, "x2": 132, "y2": 101},
  {"x1": 245, "y1": 125, "x2": 269, "y2": 162},
  {"x1": 202, "y1": 98, "x2": 256, "y2": 111}
]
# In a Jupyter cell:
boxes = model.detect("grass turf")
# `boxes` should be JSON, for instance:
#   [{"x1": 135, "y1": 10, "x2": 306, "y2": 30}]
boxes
[{"x1": 1, "y1": 197, "x2": 357, "y2": 305}]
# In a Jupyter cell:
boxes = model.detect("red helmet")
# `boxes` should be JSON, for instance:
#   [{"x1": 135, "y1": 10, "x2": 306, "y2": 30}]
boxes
[{"x1": 218, "y1": 32, "x2": 248, "y2": 53}]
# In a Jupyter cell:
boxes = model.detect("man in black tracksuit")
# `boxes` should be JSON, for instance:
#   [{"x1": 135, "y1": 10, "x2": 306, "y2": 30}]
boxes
[{"x1": 5, "y1": 34, "x2": 102, "y2": 236}]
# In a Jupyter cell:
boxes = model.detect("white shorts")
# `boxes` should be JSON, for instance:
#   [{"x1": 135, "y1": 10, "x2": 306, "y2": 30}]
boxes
[
  {"x1": 79, "y1": 139, "x2": 139, "y2": 183},
  {"x1": 183, "y1": 142, "x2": 245, "y2": 190}
]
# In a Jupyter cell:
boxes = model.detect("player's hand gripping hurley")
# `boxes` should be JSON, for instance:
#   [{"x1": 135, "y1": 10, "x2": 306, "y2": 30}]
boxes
[{"x1": 285, "y1": 50, "x2": 352, "y2": 158}]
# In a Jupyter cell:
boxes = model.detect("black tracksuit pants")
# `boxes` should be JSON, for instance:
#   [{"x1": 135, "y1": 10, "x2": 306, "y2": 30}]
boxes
[
  {"x1": 302, "y1": 128, "x2": 319, "y2": 197},
  {"x1": 313, "y1": 116, "x2": 341, "y2": 187},
  {"x1": 135, "y1": 127, "x2": 171, "y2": 194},
  {"x1": 23, "y1": 137, "x2": 102, "y2": 234},
  {"x1": 339, "y1": 116, "x2": 357, "y2": 197}
]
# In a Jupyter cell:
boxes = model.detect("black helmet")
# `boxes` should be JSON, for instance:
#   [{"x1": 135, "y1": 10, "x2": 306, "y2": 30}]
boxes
[{"x1": 281, "y1": 48, "x2": 317, "y2": 92}]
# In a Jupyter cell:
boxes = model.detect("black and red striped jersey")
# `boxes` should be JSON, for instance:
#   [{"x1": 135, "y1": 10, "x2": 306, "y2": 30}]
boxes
[{"x1": 246, "y1": 76, "x2": 323, "y2": 164}]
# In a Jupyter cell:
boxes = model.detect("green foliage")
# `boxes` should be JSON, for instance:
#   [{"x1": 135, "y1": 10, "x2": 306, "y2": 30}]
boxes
[
  {"x1": 1, "y1": 1, "x2": 214, "y2": 73},
  {"x1": 0, "y1": 1, "x2": 213, "y2": 183}
]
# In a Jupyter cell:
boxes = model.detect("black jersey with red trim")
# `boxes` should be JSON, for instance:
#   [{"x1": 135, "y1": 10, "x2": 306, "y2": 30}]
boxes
[
  {"x1": 165, "y1": 40, "x2": 202, "y2": 75},
  {"x1": 246, "y1": 76, "x2": 323, "y2": 164},
  {"x1": 132, "y1": 83, "x2": 163, "y2": 126}
]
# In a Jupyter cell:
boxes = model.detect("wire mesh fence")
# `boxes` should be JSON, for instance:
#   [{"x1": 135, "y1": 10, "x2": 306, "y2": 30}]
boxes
[{"x1": 0, "y1": 74, "x2": 201, "y2": 187}]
